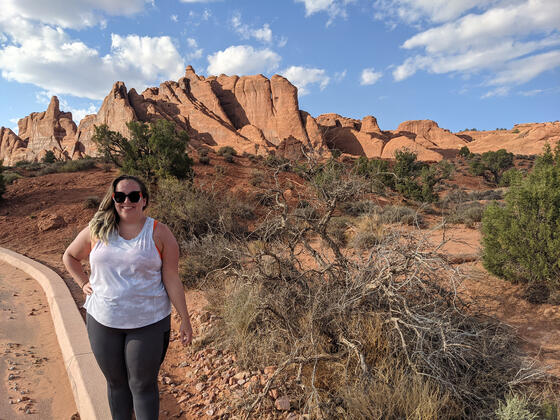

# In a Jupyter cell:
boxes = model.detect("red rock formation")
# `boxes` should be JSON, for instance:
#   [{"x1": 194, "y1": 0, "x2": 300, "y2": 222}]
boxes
[
  {"x1": 463, "y1": 122, "x2": 560, "y2": 155},
  {"x1": 395, "y1": 120, "x2": 467, "y2": 150},
  {"x1": 15, "y1": 96, "x2": 77, "y2": 161},
  {"x1": 0, "y1": 128, "x2": 27, "y2": 166},
  {"x1": 76, "y1": 81, "x2": 137, "y2": 157}
]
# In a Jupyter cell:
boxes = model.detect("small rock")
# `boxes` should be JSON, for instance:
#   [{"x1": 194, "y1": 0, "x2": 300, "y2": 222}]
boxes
[
  {"x1": 269, "y1": 389, "x2": 279, "y2": 399},
  {"x1": 274, "y1": 396, "x2": 291, "y2": 411},
  {"x1": 162, "y1": 376, "x2": 172, "y2": 385},
  {"x1": 206, "y1": 408, "x2": 215, "y2": 416},
  {"x1": 8, "y1": 374, "x2": 16, "y2": 380},
  {"x1": 195, "y1": 382, "x2": 205, "y2": 392},
  {"x1": 237, "y1": 379, "x2": 246, "y2": 386},
  {"x1": 264, "y1": 366, "x2": 276, "y2": 375}
]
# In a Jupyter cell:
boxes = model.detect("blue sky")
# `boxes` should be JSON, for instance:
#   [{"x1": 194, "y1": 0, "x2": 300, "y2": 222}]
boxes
[{"x1": 0, "y1": 0, "x2": 558, "y2": 134}]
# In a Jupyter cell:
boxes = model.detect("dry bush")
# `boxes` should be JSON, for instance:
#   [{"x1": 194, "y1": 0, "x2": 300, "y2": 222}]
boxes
[
  {"x1": 151, "y1": 178, "x2": 254, "y2": 242},
  {"x1": 349, "y1": 213, "x2": 385, "y2": 249},
  {"x1": 447, "y1": 202, "x2": 485, "y2": 228},
  {"x1": 203, "y1": 161, "x2": 545, "y2": 419}
]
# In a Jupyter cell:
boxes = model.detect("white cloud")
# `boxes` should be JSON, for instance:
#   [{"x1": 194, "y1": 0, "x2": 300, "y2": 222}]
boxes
[
  {"x1": 171, "y1": 14, "x2": 178, "y2": 22},
  {"x1": 360, "y1": 68, "x2": 382, "y2": 85},
  {"x1": 280, "y1": 66, "x2": 330, "y2": 95},
  {"x1": 489, "y1": 49, "x2": 560, "y2": 86},
  {"x1": 334, "y1": 69, "x2": 347, "y2": 81},
  {"x1": 388, "y1": 0, "x2": 560, "y2": 94},
  {"x1": 374, "y1": 0, "x2": 489, "y2": 25},
  {"x1": 0, "y1": 19, "x2": 185, "y2": 100},
  {"x1": 482, "y1": 86, "x2": 510, "y2": 98},
  {"x1": 1, "y1": 0, "x2": 149, "y2": 29},
  {"x1": 231, "y1": 13, "x2": 273, "y2": 43},
  {"x1": 294, "y1": 0, "x2": 353, "y2": 24},
  {"x1": 207, "y1": 45, "x2": 281, "y2": 76},
  {"x1": 186, "y1": 38, "x2": 204, "y2": 60}
]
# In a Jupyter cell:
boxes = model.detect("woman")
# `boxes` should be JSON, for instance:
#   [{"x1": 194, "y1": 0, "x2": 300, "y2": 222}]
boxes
[{"x1": 63, "y1": 174, "x2": 193, "y2": 420}]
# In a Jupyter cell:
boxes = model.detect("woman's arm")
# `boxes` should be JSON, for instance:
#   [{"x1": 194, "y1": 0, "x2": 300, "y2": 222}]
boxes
[
  {"x1": 157, "y1": 222, "x2": 193, "y2": 346},
  {"x1": 62, "y1": 226, "x2": 93, "y2": 295}
]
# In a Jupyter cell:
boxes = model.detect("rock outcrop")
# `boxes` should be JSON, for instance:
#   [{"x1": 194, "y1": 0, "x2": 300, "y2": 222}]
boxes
[
  {"x1": 15, "y1": 97, "x2": 78, "y2": 161},
  {"x1": 463, "y1": 122, "x2": 560, "y2": 155},
  {"x1": 395, "y1": 120, "x2": 467, "y2": 151},
  {"x1": 1, "y1": 67, "x2": 557, "y2": 165},
  {"x1": 0, "y1": 128, "x2": 27, "y2": 166}
]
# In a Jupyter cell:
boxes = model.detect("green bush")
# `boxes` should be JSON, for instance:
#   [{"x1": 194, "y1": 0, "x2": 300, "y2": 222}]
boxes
[
  {"x1": 458, "y1": 146, "x2": 472, "y2": 158},
  {"x1": 392, "y1": 150, "x2": 452, "y2": 202},
  {"x1": 199, "y1": 155, "x2": 210, "y2": 165},
  {"x1": 152, "y1": 178, "x2": 254, "y2": 242},
  {"x1": 353, "y1": 156, "x2": 393, "y2": 190},
  {"x1": 499, "y1": 168, "x2": 524, "y2": 187},
  {"x1": 217, "y1": 146, "x2": 237, "y2": 156},
  {"x1": 0, "y1": 161, "x2": 5, "y2": 199},
  {"x1": 223, "y1": 152, "x2": 234, "y2": 163},
  {"x1": 42, "y1": 150, "x2": 56, "y2": 164},
  {"x1": 59, "y1": 158, "x2": 96, "y2": 173},
  {"x1": 92, "y1": 119, "x2": 193, "y2": 184},
  {"x1": 482, "y1": 143, "x2": 560, "y2": 300},
  {"x1": 495, "y1": 394, "x2": 538, "y2": 420},
  {"x1": 2, "y1": 171, "x2": 21, "y2": 185},
  {"x1": 469, "y1": 149, "x2": 514, "y2": 184}
]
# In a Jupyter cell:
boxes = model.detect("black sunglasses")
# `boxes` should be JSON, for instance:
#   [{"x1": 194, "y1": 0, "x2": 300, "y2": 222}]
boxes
[{"x1": 112, "y1": 191, "x2": 143, "y2": 203}]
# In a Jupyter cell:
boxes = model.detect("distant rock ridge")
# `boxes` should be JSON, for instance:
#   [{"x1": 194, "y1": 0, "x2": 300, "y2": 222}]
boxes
[{"x1": 0, "y1": 66, "x2": 558, "y2": 165}]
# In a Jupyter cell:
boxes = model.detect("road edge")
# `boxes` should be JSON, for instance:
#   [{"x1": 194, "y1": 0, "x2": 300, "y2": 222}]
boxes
[{"x1": 0, "y1": 247, "x2": 110, "y2": 420}]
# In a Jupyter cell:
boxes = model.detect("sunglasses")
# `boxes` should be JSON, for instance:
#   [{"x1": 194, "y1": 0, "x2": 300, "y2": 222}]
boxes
[{"x1": 112, "y1": 191, "x2": 143, "y2": 203}]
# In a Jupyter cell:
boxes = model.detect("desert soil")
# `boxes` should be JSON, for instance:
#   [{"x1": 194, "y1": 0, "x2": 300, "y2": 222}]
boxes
[
  {"x1": 0, "y1": 162, "x2": 559, "y2": 418},
  {"x1": 0, "y1": 260, "x2": 77, "y2": 420}
]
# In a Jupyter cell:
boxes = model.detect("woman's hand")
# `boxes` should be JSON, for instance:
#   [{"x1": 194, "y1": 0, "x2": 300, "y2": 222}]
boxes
[
  {"x1": 82, "y1": 282, "x2": 93, "y2": 295},
  {"x1": 180, "y1": 318, "x2": 193, "y2": 346}
]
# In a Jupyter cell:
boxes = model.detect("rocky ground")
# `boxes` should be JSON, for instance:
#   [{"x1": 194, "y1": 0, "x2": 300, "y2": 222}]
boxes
[{"x1": 0, "y1": 157, "x2": 559, "y2": 419}]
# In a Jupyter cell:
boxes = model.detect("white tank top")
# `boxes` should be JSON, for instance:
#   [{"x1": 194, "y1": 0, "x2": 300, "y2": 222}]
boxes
[{"x1": 84, "y1": 216, "x2": 171, "y2": 328}]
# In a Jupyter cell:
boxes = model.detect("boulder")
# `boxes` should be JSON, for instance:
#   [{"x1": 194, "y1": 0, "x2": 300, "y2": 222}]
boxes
[{"x1": 0, "y1": 128, "x2": 28, "y2": 166}]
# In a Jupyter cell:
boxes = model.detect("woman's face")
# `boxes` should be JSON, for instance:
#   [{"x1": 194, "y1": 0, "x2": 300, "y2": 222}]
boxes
[{"x1": 113, "y1": 179, "x2": 147, "y2": 221}]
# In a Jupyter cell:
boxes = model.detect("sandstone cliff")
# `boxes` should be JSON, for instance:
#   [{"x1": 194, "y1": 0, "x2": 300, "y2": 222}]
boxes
[{"x1": 1, "y1": 67, "x2": 557, "y2": 165}]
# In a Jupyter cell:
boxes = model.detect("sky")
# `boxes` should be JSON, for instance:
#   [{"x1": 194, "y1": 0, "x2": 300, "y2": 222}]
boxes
[{"x1": 0, "y1": 0, "x2": 558, "y2": 135}]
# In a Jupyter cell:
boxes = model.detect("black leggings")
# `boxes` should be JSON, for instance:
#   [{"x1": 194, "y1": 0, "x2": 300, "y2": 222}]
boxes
[{"x1": 86, "y1": 313, "x2": 171, "y2": 420}]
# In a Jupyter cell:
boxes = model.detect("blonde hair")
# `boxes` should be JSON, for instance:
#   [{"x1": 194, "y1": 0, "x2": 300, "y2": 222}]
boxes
[{"x1": 89, "y1": 175, "x2": 149, "y2": 243}]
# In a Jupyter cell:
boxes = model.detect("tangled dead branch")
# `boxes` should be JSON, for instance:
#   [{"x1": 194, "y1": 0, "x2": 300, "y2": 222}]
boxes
[{"x1": 205, "y1": 157, "x2": 548, "y2": 419}]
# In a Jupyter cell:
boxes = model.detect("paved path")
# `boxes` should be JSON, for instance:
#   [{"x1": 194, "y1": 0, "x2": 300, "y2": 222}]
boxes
[{"x1": 0, "y1": 261, "x2": 77, "y2": 419}]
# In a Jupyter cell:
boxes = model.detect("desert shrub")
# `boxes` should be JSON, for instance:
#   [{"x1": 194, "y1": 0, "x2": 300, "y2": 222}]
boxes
[
  {"x1": 151, "y1": 178, "x2": 254, "y2": 242},
  {"x1": 469, "y1": 149, "x2": 514, "y2": 184},
  {"x1": 14, "y1": 160, "x2": 30, "y2": 167},
  {"x1": 448, "y1": 202, "x2": 485, "y2": 228},
  {"x1": 511, "y1": 128, "x2": 520, "y2": 134},
  {"x1": 340, "y1": 199, "x2": 377, "y2": 216},
  {"x1": 0, "y1": 161, "x2": 5, "y2": 199},
  {"x1": 482, "y1": 143, "x2": 560, "y2": 300},
  {"x1": 2, "y1": 171, "x2": 21, "y2": 185},
  {"x1": 458, "y1": 145, "x2": 473, "y2": 158},
  {"x1": 495, "y1": 394, "x2": 538, "y2": 420},
  {"x1": 92, "y1": 119, "x2": 193, "y2": 184},
  {"x1": 203, "y1": 165, "x2": 539, "y2": 419},
  {"x1": 468, "y1": 189, "x2": 504, "y2": 201},
  {"x1": 41, "y1": 150, "x2": 56, "y2": 163},
  {"x1": 179, "y1": 234, "x2": 238, "y2": 288},
  {"x1": 353, "y1": 156, "x2": 393, "y2": 191},
  {"x1": 379, "y1": 205, "x2": 421, "y2": 225},
  {"x1": 198, "y1": 148, "x2": 208, "y2": 157},
  {"x1": 249, "y1": 169, "x2": 266, "y2": 187},
  {"x1": 58, "y1": 158, "x2": 96, "y2": 173},
  {"x1": 83, "y1": 196, "x2": 101, "y2": 209},
  {"x1": 217, "y1": 146, "x2": 237, "y2": 156},
  {"x1": 326, "y1": 216, "x2": 351, "y2": 246},
  {"x1": 441, "y1": 189, "x2": 470, "y2": 208},
  {"x1": 349, "y1": 213, "x2": 385, "y2": 249},
  {"x1": 499, "y1": 168, "x2": 524, "y2": 187},
  {"x1": 392, "y1": 150, "x2": 452, "y2": 202},
  {"x1": 199, "y1": 155, "x2": 210, "y2": 165}
]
